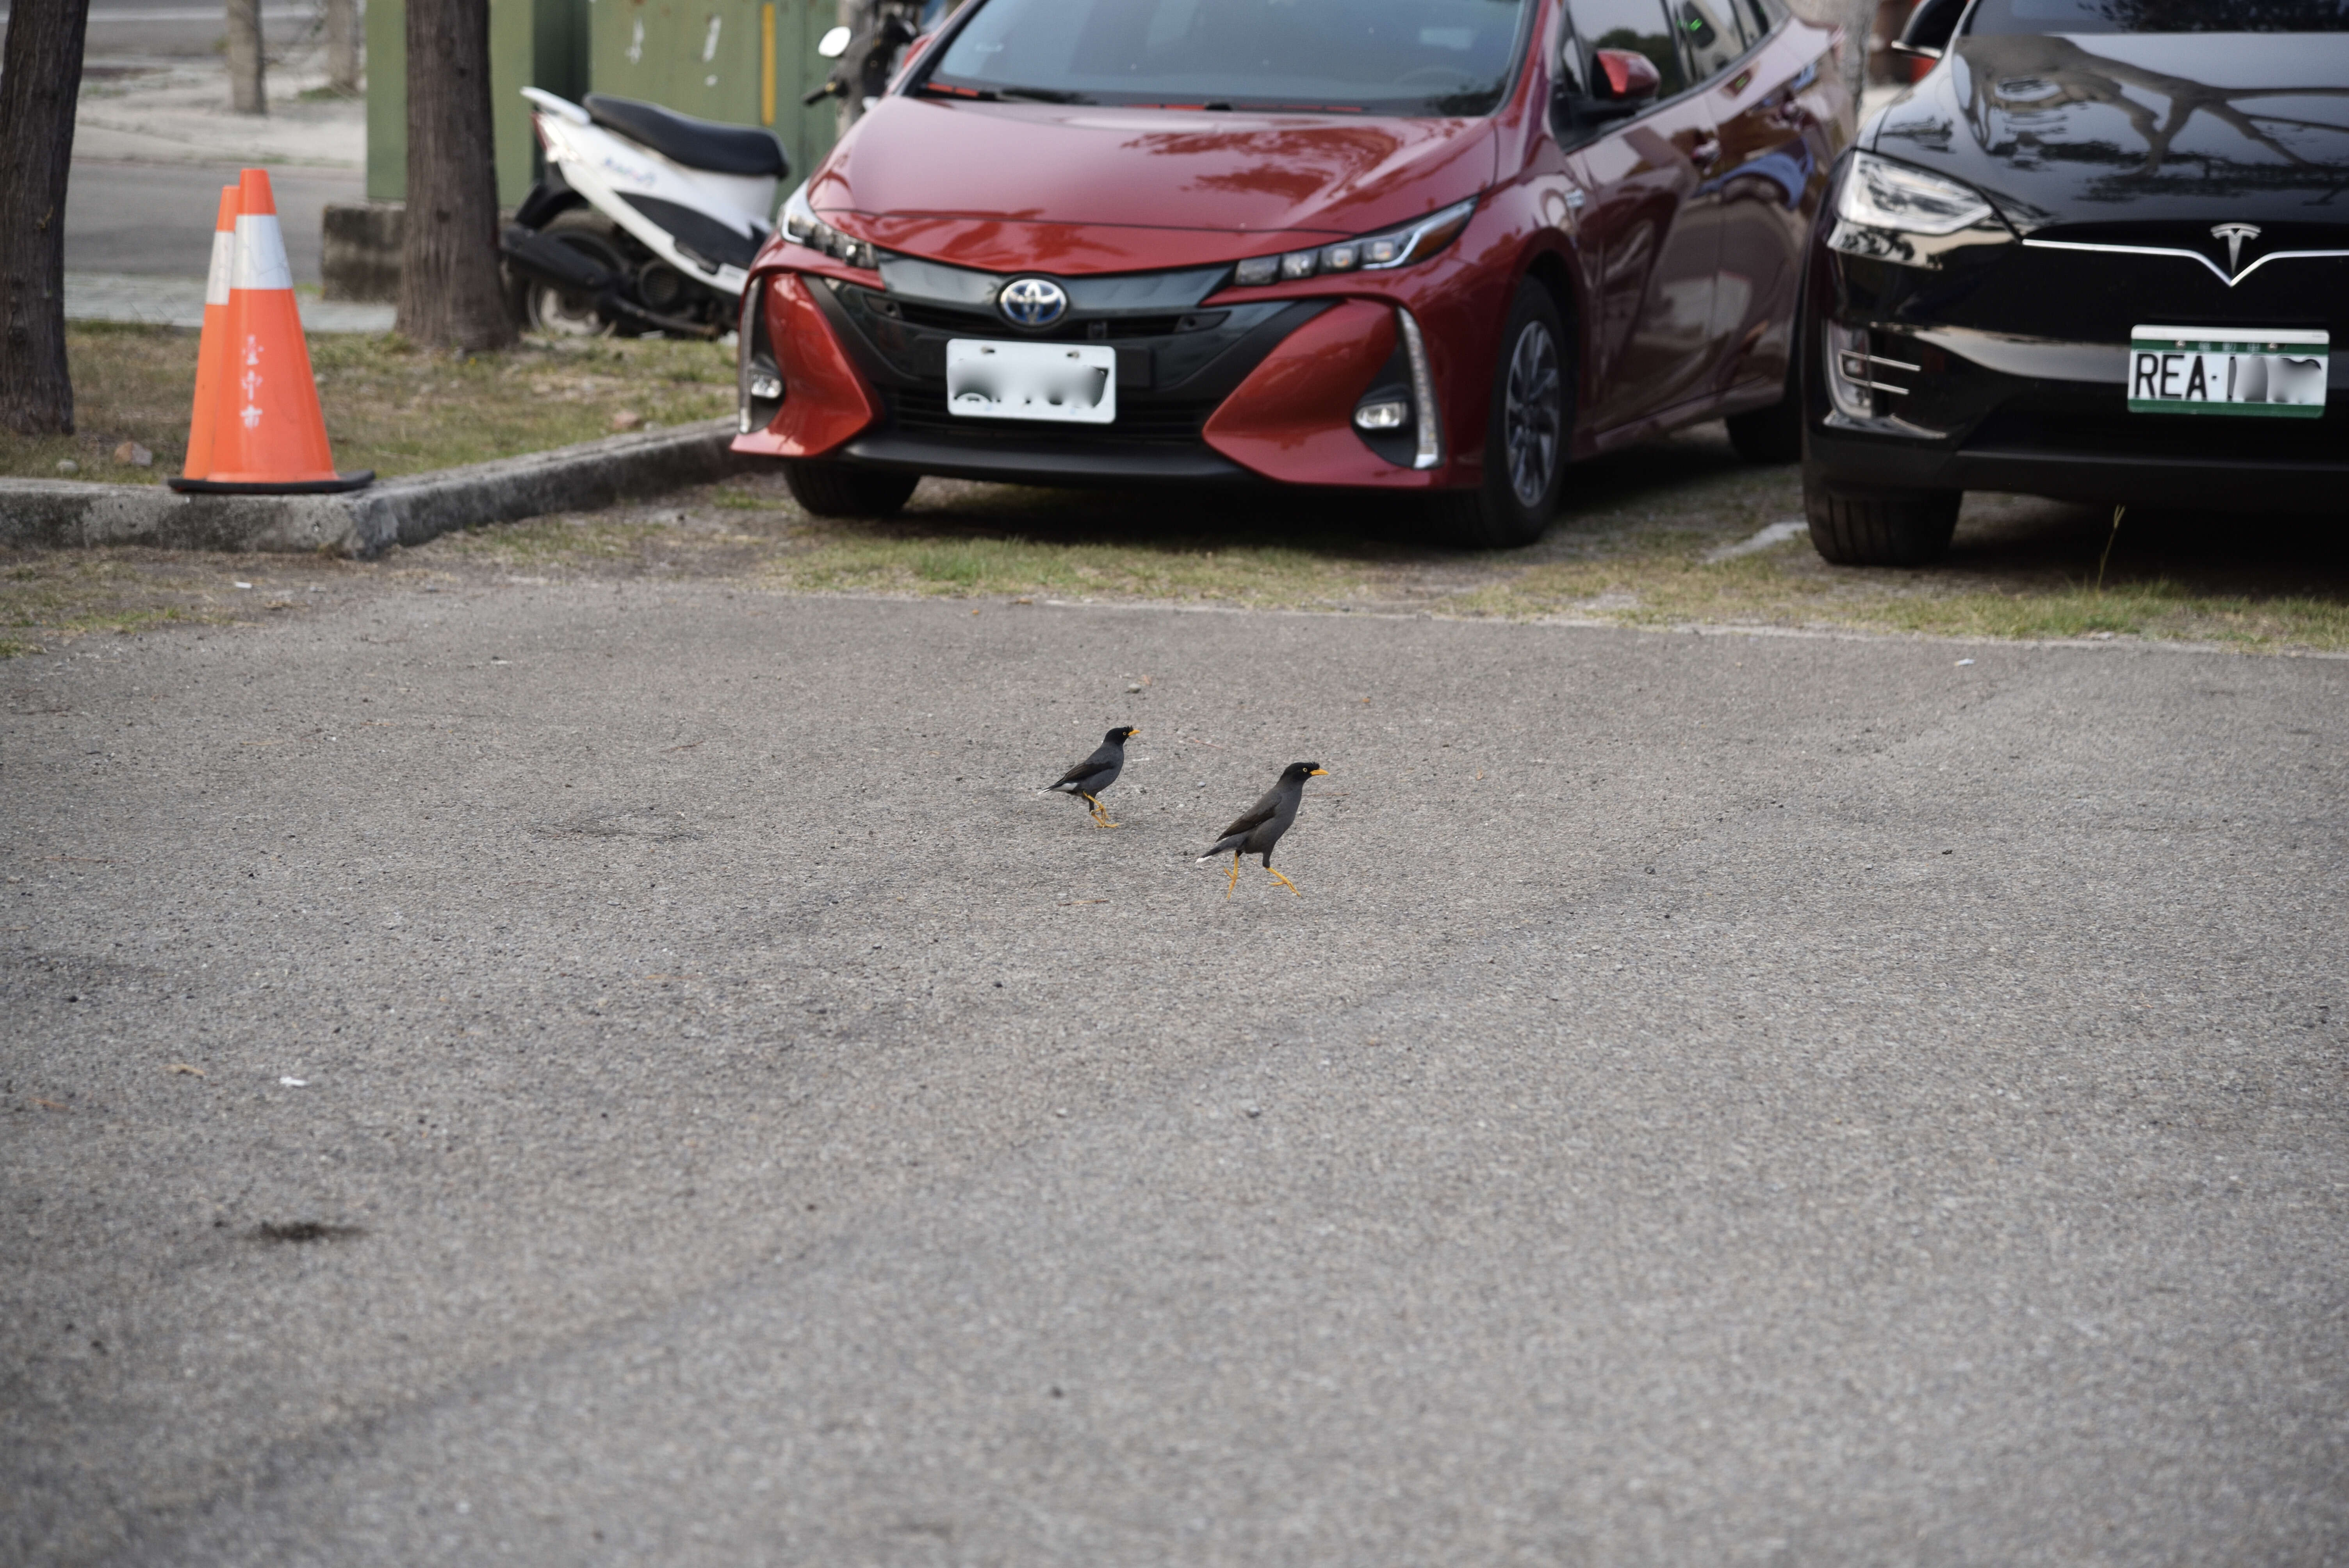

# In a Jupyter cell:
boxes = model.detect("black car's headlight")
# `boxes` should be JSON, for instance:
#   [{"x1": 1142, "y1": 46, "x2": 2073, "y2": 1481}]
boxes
[
  {"x1": 1226, "y1": 197, "x2": 1477, "y2": 287},
  {"x1": 782, "y1": 182, "x2": 881, "y2": 271},
  {"x1": 1828, "y1": 152, "x2": 2010, "y2": 269}
]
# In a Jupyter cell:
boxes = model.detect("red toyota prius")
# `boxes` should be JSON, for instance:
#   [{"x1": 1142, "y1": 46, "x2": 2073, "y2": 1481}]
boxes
[{"x1": 734, "y1": 0, "x2": 1850, "y2": 545}]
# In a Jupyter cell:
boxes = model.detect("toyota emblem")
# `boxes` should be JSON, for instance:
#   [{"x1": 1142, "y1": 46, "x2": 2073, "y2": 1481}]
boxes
[{"x1": 999, "y1": 276, "x2": 1069, "y2": 329}]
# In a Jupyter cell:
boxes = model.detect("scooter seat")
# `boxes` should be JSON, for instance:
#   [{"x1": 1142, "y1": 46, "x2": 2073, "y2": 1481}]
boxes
[{"x1": 582, "y1": 94, "x2": 790, "y2": 179}]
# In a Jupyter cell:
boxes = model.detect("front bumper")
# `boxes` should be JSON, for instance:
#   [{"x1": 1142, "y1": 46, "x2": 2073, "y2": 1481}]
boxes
[
  {"x1": 732, "y1": 257, "x2": 1445, "y2": 490},
  {"x1": 1808, "y1": 333, "x2": 2349, "y2": 511},
  {"x1": 1805, "y1": 218, "x2": 2349, "y2": 513}
]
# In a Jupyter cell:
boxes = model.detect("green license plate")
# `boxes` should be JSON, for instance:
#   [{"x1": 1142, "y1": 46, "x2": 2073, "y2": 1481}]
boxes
[{"x1": 2128, "y1": 326, "x2": 2328, "y2": 418}]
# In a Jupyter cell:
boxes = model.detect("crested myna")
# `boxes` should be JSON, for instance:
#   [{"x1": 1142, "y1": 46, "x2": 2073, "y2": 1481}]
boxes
[
  {"x1": 1046, "y1": 725, "x2": 1138, "y2": 827},
  {"x1": 1198, "y1": 761, "x2": 1327, "y2": 897}
]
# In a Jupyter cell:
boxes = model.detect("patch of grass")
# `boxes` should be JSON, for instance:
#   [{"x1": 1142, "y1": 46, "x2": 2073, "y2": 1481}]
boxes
[
  {"x1": 446, "y1": 515, "x2": 708, "y2": 568},
  {"x1": 0, "y1": 324, "x2": 736, "y2": 485},
  {"x1": 15, "y1": 420, "x2": 2344, "y2": 657},
  {"x1": 0, "y1": 549, "x2": 356, "y2": 657},
  {"x1": 0, "y1": 554, "x2": 235, "y2": 653},
  {"x1": 706, "y1": 487, "x2": 775, "y2": 512},
  {"x1": 763, "y1": 526, "x2": 1382, "y2": 606}
]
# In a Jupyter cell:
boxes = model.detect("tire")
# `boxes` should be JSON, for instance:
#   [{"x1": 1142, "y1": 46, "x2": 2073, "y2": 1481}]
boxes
[
  {"x1": 508, "y1": 209, "x2": 633, "y2": 338},
  {"x1": 1428, "y1": 279, "x2": 1571, "y2": 549},
  {"x1": 781, "y1": 460, "x2": 919, "y2": 518},
  {"x1": 1725, "y1": 387, "x2": 1802, "y2": 463},
  {"x1": 1802, "y1": 470, "x2": 1960, "y2": 567}
]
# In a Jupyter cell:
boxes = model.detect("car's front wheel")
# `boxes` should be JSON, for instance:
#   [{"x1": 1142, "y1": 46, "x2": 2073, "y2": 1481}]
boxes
[
  {"x1": 1429, "y1": 281, "x2": 1570, "y2": 549},
  {"x1": 781, "y1": 460, "x2": 919, "y2": 518},
  {"x1": 1802, "y1": 470, "x2": 1960, "y2": 567}
]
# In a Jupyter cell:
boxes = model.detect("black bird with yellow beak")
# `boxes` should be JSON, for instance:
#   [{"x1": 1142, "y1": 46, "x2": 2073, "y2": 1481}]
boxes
[
  {"x1": 1198, "y1": 761, "x2": 1327, "y2": 897},
  {"x1": 1046, "y1": 725, "x2": 1138, "y2": 828}
]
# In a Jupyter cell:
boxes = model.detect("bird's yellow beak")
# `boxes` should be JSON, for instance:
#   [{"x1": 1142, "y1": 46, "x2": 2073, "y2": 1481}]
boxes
[{"x1": 1309, "y1": 767, "x2": 1329, "y2": 776}]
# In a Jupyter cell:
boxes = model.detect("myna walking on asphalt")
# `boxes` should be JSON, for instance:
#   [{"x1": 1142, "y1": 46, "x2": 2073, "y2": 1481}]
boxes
[
  {"x1": 1046, "y1": 725, "x2": 1138, "y2": 827},
  {"x1": 1199, "y1": 761, "x2": 1327, "y2": 897}
]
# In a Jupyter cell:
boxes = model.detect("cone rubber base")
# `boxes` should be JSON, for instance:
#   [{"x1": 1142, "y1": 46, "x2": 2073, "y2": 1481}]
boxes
[{"x1": 168, "y1": 470, "x2": 375, "y2": 495}]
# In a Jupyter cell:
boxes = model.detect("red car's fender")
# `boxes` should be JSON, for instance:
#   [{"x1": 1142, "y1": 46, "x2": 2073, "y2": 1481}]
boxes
[
  {"x1": 1204, "y1": 300, "x2": 1438, "y2": 488},
  {"x1": 731, "y1": 273, "x2": 876, "y2": 459}
]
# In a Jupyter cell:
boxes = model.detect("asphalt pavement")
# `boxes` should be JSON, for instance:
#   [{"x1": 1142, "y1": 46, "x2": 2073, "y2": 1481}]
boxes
[
  {"x1": 3, "y1": 584, "x2": 2343, "y2": 1566},
  {"x1": 65, "y1": 160, "x2": 359, "y2": 285}
]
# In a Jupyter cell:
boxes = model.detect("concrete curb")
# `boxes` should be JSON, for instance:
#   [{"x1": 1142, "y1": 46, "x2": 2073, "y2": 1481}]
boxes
[{"x1": 0, "y1": 421, "x2": 754, "y2": 557}]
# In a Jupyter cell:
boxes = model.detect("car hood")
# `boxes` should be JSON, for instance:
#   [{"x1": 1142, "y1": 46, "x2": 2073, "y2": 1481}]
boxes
[
  {"x1": 1867, "y1": 31, "x2": 2349, "y2": 230},
  {"x1": 809, "y1": 96, "x2": 1496, "y2": 273}
]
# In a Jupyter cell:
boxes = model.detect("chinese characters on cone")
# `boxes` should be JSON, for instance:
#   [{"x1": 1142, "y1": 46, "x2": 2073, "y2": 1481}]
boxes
[{"x1": 170, "y1": 168, "x2": 373, "y2": 495}]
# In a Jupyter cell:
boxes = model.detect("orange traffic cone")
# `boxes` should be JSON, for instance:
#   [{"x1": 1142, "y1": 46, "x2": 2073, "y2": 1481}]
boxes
[
  {"x1": 168, "y1": 168, "x2": 371, "y2": 494},
  {"x1": 179, "y1": 185, "x2": 239, "y2": 483}
]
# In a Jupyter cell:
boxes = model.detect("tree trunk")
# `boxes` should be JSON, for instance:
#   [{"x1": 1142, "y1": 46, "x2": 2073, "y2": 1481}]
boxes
[
  {"x1": 225, "y1": 0, "x2": 266, "y2": 115},
  {"x1": 324, "y1": 0, "x2": 361, "y2": 95},
  {"x1": 0, "y1": 0, "x2": 93, "y2": 437},
  {"x1": 396, "y1": 0, "x2": 515, "y2": 351}
]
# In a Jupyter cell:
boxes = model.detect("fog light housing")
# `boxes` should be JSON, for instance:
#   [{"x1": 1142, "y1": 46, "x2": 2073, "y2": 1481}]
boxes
[
  {"x1": 1823, "y1": 322, "x2": 1918, "y2": 421},
  {"x1": 1354, "y1": 399, "x2": 1410, "y2": 431}
]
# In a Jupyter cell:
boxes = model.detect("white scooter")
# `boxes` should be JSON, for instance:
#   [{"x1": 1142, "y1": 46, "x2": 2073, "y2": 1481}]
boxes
[{"x1": 501, "y1": 86, "x2": 790, "y2": 338}]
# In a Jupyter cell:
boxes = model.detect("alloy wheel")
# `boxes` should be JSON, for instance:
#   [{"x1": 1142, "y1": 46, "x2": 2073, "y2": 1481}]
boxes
[{"x1": 1503, "y1": 320, "x2": 1561, "y2": 508}]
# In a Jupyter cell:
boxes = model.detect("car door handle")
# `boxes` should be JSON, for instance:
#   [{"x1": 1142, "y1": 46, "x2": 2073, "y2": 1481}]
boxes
[{"x1": 1689, "y1": 135, "x2": 1721, "y2": 167}]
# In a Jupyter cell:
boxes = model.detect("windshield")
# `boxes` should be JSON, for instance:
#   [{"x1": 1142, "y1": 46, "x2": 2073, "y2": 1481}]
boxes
[
  {"x1": 925, "y1": 0, "x2": 1536, "y2": 114},
  {"x1": 1966, "y1": 0, "x2": 2349, "y2": 32}
]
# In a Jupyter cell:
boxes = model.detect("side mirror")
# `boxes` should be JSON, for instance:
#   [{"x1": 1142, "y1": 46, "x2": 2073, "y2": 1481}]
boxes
[
  {"x1": 1891, "y1": 0, "x2": 1966, "y2": 60},
  {"x1": 817, "y1": 24, "x2": 852, "y2": 58},
  {"x1": 1592, "y1": 48, "x2": 1661, "y2": 106}
]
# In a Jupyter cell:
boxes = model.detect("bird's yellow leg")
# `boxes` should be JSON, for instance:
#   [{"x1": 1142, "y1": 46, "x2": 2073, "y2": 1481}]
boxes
[
  {"x1": 1082, "y1": 793, "x2": 1121, "y2": 829},
  {"x1": 1225, "y1": 852, "x2": 1240, "y2": 899},
  {"x1": 1266, "y1": 866, "x2": 1302, "y2": 897}
]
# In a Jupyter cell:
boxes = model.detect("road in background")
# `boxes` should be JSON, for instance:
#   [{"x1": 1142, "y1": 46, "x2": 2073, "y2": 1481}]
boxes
[
  {"x1": 0, "y1": 0, "x2": 330, "y2": 59},
  {"x1": 3, "y1": 582, "x2": 2342, "y2": 1565},
  {"x1": 64, "y1": 161, "x2": 358, "y2": 284},
  {"x1": 66, "y1": 160, "x2": 358, "y2": 284}
]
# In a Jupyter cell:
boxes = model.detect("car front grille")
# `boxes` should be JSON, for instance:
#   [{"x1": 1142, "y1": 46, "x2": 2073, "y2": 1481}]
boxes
[
  {"x1": 888, "y1": 297, "x2": 1198, "y2": 341},
  {"x1": 888, "y1": 387, "x2": 1219, "y2": 448}
]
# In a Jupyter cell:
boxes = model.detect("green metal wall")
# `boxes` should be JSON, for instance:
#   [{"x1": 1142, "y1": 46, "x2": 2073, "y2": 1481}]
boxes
[
  {"x1": 588, "y1": 0, "x2": 840, "y2": 190},
  {"x1": 368, "y1": 0, "x2": 839, "y2": 205}
]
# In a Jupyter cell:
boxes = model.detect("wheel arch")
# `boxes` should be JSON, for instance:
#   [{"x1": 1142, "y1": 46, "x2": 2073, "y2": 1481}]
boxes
[{"x1": 1515, "y1": 243, "x2": 1586, "y2": 453}]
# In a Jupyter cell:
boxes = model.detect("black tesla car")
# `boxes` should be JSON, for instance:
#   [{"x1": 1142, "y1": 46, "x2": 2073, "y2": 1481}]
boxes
[{"x1": 1798, "y1": 0, "x2": 2349, "y2": 565}]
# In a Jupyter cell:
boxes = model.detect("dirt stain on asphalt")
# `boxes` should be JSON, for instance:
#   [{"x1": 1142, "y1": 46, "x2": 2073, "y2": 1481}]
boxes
[{"x1": 251, "y1": 1222, "x2": 366, "y2": 1245}]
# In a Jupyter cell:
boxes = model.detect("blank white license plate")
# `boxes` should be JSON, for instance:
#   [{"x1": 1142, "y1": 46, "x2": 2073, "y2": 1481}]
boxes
[
  {"x1": 946, "y1": 339, "x2": 1116, "y2": 424},
  {"x1": 2128, "y1": 325, "x2": 2328, "y2": 419}
]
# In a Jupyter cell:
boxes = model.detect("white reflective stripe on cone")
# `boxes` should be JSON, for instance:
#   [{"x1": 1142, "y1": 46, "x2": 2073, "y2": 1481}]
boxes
[
  {"x1": 205, "y1": 228, "x2": 236, "y2": 307},
  {"x1": 231, "y1": 214, "x2": 293, "y2": 292}
]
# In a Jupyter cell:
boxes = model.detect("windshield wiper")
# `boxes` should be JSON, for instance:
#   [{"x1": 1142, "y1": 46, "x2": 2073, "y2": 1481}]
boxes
[{"x1": 919, "y1": 82, "x2": 1092, "y2": 105}]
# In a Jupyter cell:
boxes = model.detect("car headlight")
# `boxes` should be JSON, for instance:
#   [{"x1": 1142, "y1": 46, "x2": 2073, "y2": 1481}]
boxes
[
  {"x1": 1827, "y1": 153, "x2": 2010, "y2": 269},
  {"x1": 1227, "y1": 197, "x2": 1477, "y2": 288},
  {"x1": 1835, "y1": 152, "x2": 1991, "y2": 235},
  {"x1": 781, "y1": 182, "x2": 881, "y2": 271}
]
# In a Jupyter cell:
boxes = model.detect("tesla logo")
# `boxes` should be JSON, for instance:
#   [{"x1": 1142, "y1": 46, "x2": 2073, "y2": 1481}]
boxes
[
  {"x1": 2212, "y1": 223, "x2": 2262, "y2": 276},
  {"x1": 998, "y1": 277, "x2": 1069, "y2": 329}
]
